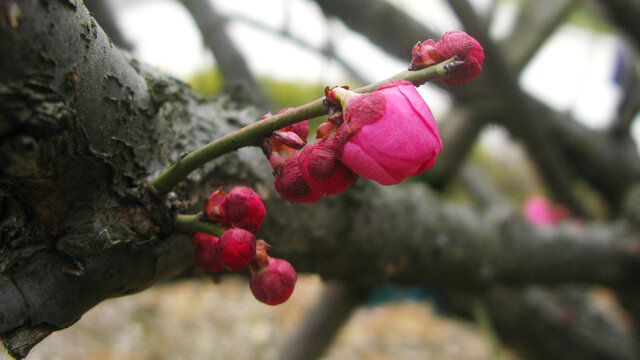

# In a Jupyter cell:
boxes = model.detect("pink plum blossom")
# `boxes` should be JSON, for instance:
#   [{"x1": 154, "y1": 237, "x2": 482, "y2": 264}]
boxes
[
  {"x1": 332, "y1": 80, "x2": 442, "y2": 185},
  {"x1": 523, "y1": 196, "x2": 569, "y2": 227}
]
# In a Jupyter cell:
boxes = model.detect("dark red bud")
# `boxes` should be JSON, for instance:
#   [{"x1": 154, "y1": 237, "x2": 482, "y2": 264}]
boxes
[
  {"x1": 274, "y1": 152, "x2": 323, "y2": 203},
  {"x1": 280, "y1": 122, "x2": 310, "y2": 142},
  {"x1": 220, "y1": 186, "x2": 266, "y2": 233},
  {"x1": 217, "y1": 227, "x2": 257, "y2": 271},
  {"x1": 250, "y1": 257, "x2": 297, "y2": 305},
  {"x1": 192, "y1": 232, "x2": 224, "y2": 272},
  {"x1": 298, "y1": 140, "x2": 357, "y2": 195}
]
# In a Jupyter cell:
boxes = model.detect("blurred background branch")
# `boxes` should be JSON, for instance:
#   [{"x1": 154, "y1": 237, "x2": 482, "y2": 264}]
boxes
[{"x1": 5, "y1": 0, "x2": 640, "y2": 359}]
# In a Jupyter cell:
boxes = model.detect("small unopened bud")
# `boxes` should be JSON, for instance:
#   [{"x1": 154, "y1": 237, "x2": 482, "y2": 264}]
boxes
[
  {"x1": 192, "y1": 232, "x2": 224, "y2": 272},
  {"x1": 298, "y1": 139, "x2": 358, "y2": 195},
  {"x1": 409, "y1": 31, "x2": 484, "y2": 86},
  {"x1": 250, "y1": 257, "x2": 297, "y2": 305},
  {"x1": 274, "y1": 152, "x2": 323, "y2": 203},
  {"x1": 263, "y1": 108, "x2": 310, "y2": 143},
  {"x1": 271, "y1": 131, "x2": 306, "y2": 150},
  {"x1": 435, "y1": 31, "x2": 484, "y2": 86},
  {"x1": 410, "y1": 39, "x2": 442, "y2": 70},
  {"x1": 204, "y1": 189, "x2": 226, "y2": 221},
  {"x1": 220, "y1": 186, "x2": 266, "y2": 233},
  {"x1": 217, "y1": 228, "x2": 257, "y2": 271}
]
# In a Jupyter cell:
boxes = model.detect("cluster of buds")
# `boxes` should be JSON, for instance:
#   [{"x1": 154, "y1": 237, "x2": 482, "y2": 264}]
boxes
[
  {"x1": 262, "y1": 32, "x2": 484, "y2": 203},
  {"x1": 261, "y1": 109, "x2": 358, "y2": 203},
  {"x1": 411, "y1": 30, "x2": 485, "y2": 86},
  {"x1": 263, "y1": 79, "x2": 442, "y2": 200},
  {"x1": 191, "y1": 186, "x2": 297, "y2": 305}
]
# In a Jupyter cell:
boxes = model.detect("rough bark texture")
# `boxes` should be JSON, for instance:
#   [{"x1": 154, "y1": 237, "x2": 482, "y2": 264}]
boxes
[
  {"x1": 3, "y1": 1, "x2": 640, "y2": 359},
  {"x1": 0, "y1": 1, "x2": 262, "y2": 357}
]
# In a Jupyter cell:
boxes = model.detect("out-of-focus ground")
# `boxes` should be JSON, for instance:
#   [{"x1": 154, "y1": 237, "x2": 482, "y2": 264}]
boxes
[{"x1": 1, "y1": 276, "x2": 516, "y2": 360}]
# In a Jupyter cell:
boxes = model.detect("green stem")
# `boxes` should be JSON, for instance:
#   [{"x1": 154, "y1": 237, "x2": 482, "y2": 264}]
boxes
[
  {"x1": 174, "y1": 213, "x2": 226, "y2": 236},
  {"x1": 148, "y1": 58, "x2": 455, "y2": 193}
]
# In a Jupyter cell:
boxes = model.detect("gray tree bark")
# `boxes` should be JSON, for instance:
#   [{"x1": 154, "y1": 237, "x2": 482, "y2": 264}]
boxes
[{"x1": 2, "y1": 1, "x2": 640, "y2": 359}]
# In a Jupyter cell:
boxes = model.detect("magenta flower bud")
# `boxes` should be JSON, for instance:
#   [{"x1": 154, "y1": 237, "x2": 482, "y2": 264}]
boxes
[
  {"x1": 250, "y1": 257, "x2": 297, "y2": 305},
  {"x1": 274, "y1": 152, "x2": 323, "y2": 203},
  {"x1": 204, "y1": 189, "x2": 226, "y2": 221},
  {"x1": 410, "y1": 39, "x2": 443, "y2": 70},
  {"x1": 192, "y1": 232, "x2": 224, "y2": 272},
  {"x1": 435, "y1": 31, "x2": 484, "y2": 86},
  {"x1": 264, "y1": 108, "x2": 310, "y2": 142},
  {"x1": 271, "y1": 130, "x2": 306, "y2": 150},
  {"x1": 523, "y1": 196, "x2": 569, "y2": 227},
  {"x1": 217, "y1": 227, "x2": 257, "y2": 271},
  {"x1": 334, "y1": 80, "x2": 442, "y2": 185},
  {"x1": 280, "y1": 122, "x2": 310, "y2": 143},
  {"x1": 219, "y1": 186, "x2": 266, "y2": 233},
  {"x1": 298, "y1": 137, "x2": 358, "y2": 195}
]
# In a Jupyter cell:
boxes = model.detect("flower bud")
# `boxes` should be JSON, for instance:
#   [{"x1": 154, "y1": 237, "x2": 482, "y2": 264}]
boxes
[
  {"x1": 274, "y1": 152, "x2": 323, "y2": 203},
  {"x1": 192, "y1": 232, "x2": 224, "y2": 272},
  {"x1": 280, "y1": 122, "x2": 310, "y2": 143},
  {"x1": 435, "y1": 31, "x2": 484, "y2": 86},
  {"x1": 204, "y1": 189, "x2": 226, "y2": 221},
  {"x1": 298, "y1": 137, "x2": 358, "y2": 195},
  {"x1": 271, "y1": 130, "x2": 306, "y2": 150},
  {"x1": 523, "y1": 196, "x2": 569, "y2": 227},
  {"x1": 264, "y1": 108, "x2": 310, "y2": 143},
  {"x1": 217, "y1": 227, "x2": 257, "y2": 271},
  {"x1": 219, "y1": 186, "x2": 266, "y2": 233},
  {"x1": 410, "y1": 31, "x2": 484, "y2": 86},
  {"x1": 250, "y1": 257, "x2": 297, "y2": 305},
  {"x1": 333, "y1": 80, "x2": 442, "y2": 185},
  {"x1": 410, "y1": 39, "x2": 442, "y2": 69}
]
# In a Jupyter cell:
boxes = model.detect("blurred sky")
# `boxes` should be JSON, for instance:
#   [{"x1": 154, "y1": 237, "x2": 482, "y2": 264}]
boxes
[{"x1": 111, "y1": 0, "x2": 635, "y2": 141}]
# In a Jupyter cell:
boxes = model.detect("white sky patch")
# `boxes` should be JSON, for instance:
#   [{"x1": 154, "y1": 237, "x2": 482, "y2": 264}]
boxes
[
  {"x1": 113, "y1": 0, "x2": 627, "y2": 141},
  {"x1": 520, "y1": 25, "x2": 620, "y2": 129},
  {"x1": 116, "y1": 0, "x2": 210, "y2": 78}
]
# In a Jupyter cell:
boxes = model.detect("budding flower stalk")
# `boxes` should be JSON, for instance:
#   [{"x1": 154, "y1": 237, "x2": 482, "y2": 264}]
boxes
[{"x1": 411, "y1": 31, "x2": 484, "y2": 86}]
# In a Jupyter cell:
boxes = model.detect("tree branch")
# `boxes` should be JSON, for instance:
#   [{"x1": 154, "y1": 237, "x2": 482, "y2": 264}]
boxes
[
  {"x1": 502, "y1": 0, "x2": 580, "y2": 75},
  {"x1": 447, "y1": 0, "x2": 590, "y2": 217},
  {"x1": 592, "y1": 0, "x2": 640, "y2": 49},
  {"x1": 178, "y1": 0, "x2": 273, "y2": 109},
  {"x1": 83, "y1": 0, "x2": 133, "y2": 50},
  {"x1": 3, "y1": 2, "x2": 640, "y2": 358},
  {"x1": 228, "y1": 12, "x2": 369, "y2": 85},
  {"x1": 275, "y1": 281, "x2": 368, "y2": 360}
]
